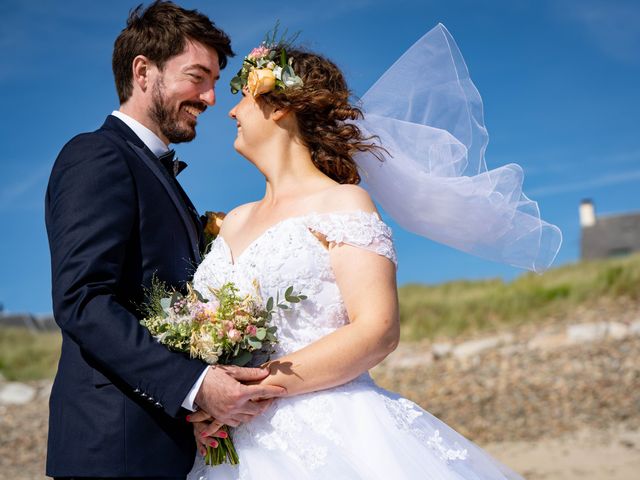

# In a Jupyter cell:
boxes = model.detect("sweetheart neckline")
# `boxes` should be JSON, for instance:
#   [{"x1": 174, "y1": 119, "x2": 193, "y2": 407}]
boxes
[
  {"x1": 217, "y1": 214, "x2": 311, "y2": 265},
  {"x1": 213, "y1": 210, "x2": 382, "y2": 265}
]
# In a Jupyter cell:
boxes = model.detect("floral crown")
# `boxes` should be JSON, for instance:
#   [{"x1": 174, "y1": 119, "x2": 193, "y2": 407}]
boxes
[{"x1": 230, "y1": 25, "x2": 303, "y2": 97}]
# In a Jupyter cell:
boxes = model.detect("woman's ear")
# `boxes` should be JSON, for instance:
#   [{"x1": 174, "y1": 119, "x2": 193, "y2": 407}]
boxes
[{"x1": 271, "y1": 108, "x2": 289, "y2": 122}]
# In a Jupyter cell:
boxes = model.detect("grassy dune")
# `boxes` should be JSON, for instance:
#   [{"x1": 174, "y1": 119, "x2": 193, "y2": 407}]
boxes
[
  {"x1": 2, "y1": 253, "x2": 640, "y2": 380},
  {"x1": 0, "y1": 327, "x2": 61, "y2": 381},
  {"x1": 399, "y1": 252, "x2": 640, "y2": 340}
]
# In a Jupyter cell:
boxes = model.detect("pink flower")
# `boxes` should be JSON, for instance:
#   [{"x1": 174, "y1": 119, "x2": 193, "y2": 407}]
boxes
[
  {"x1": 224, "y1": 320, "x2": 234, "y2": 332},
  {"x1": 228, "y1": 329, "x2": 242, "y2": 342},
  {"x1": 245, "y1": 325, "x2": 257, "y2": 336},
  {"x1": 248, "y1": 45, "x2": 270, "y2": 59}
]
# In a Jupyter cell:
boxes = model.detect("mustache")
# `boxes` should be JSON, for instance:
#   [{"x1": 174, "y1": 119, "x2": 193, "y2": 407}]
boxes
[{"x1": 181, "y1": 101, "x2": 207, "y2": 114}]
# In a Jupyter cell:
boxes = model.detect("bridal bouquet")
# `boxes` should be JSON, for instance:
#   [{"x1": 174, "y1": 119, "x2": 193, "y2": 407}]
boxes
[{"x1": 140, "y1": 277, "x2": 307, "y2": 465}]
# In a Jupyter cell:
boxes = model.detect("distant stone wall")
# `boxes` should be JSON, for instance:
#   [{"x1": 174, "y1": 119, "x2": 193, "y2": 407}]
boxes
[{"x1": 0, "y1": 314, "x2": 57, "y2": 332}]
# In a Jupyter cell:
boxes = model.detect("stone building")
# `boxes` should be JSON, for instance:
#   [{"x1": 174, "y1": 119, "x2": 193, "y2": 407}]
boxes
[{"x1": 580, "y1": 200, "x2": 640, "y2": 259}]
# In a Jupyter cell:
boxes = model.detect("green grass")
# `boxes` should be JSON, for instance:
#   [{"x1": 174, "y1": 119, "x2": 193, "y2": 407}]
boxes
[
  {"x1": 3, "y1": 253, "x2": 640, "y2": 380},
  {"x1": 399, "y1": 252, "x2": 640, "y2": 340},
  {"x1": 0, "y1": 327, "x2": 61, "y2": 381}
]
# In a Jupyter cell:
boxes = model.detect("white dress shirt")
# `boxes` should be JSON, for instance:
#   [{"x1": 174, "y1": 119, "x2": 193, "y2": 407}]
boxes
[{"x1": 111, "y1": 110, "x2": 208, "y2": 412}]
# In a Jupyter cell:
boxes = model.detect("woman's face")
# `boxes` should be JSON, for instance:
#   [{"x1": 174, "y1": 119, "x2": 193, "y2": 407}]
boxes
[{"x1": 228, "y1": 88, "x2": 277, "y2": 158}]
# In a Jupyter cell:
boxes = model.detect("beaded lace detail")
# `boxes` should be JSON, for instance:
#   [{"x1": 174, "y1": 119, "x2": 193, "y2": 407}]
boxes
[
  {"x1": 306, "y1": 211, "x2": 397, "y2": 267},
  {"x1": 383, "y1": 396, "x2": 469, "y2": 463}
]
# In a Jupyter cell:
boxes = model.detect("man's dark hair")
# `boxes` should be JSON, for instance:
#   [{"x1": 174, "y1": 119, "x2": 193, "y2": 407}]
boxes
[{"x1": 112, "y1": 1, "x2": 234, "y2": 104}]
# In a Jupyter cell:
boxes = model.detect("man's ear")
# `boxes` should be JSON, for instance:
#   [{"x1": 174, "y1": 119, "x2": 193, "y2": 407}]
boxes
[{"x1": 132, "y1": 55, "x2": 152, "y2": 92}]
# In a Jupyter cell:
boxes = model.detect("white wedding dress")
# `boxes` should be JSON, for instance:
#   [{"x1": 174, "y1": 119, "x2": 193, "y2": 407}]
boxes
[{"x1": 188, "y1": 210, "x2": 522, "y2": 480}]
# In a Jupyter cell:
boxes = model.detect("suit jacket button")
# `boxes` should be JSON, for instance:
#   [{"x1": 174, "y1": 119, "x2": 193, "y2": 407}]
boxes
[
  {"x1": 154, "y1": 402, "x2": 163, "y2": 409},
  {"x1": 133, "y1": 388, "x2": 141, "y2": 394},
  {"x1": 141, "y1": 392, "x2": 148, "y2": 398}
]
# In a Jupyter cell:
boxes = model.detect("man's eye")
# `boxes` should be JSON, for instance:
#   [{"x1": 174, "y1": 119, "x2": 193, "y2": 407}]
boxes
[{"x1": 190, "y1": 74, "x2": 203, "y2": 82}]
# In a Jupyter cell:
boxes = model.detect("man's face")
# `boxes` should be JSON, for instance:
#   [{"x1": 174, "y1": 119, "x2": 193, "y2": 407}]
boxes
[{"x1": 149, "y1": 40, "x2": 220, "y2": 144}]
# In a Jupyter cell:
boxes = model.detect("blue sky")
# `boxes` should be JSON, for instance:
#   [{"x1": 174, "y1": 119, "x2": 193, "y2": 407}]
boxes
[{"x1": 1, "y1": 0, "x2": 639, "y2": 314}]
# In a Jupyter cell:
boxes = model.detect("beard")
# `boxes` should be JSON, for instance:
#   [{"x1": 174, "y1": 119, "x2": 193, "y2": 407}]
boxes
[{"x1": 149, "y1": 76, "x2": 206, "y2": 144}]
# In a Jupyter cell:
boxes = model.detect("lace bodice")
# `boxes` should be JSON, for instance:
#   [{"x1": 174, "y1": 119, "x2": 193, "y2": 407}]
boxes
[{"x1": 192, "y1": 210, "x2": 397, "y2": 357}]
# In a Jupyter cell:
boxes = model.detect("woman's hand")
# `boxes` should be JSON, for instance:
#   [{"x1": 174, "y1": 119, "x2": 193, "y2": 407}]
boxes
[{"x1": 188, "y1": 411, "x2": 229, "y2": 456}]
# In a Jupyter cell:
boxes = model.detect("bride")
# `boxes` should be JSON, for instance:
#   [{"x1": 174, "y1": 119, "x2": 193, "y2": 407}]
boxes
[{"x1": 187, "y1": 25, "x2": 560, "y2": 479}]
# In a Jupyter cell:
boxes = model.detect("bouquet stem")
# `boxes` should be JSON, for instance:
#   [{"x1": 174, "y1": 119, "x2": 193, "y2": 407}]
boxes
[{"x1": 204, "y1": 427, "x2": 239, "y2": 465}]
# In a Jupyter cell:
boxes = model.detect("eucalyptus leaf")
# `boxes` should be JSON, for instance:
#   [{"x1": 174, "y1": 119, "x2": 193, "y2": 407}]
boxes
[
  {"x1": 256, "y1": 328, "x2": 267, "y2": 341},
  {"x1": 281, "y1": 68, "x2": 292, "y2": 84},
  {"x1": 230, "y1": 76, "x2": 243, "y2": 94},
  {"x1": 231, "y1": 351, "x2": 252, "y2": 366},
  {"x1": 266, "y1": 297, "x2": 274, "y2": 311}
]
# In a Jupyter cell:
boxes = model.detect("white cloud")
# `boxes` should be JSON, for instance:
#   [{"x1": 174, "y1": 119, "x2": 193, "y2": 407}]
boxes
[
  {"x1": 0, "y1": 163, "x2": 51, "y2": 211},
  {"x1": 505, "y1": 147, "x2": 640, "y2": 176},
  {"x1": 528, "y1": 168, "x2": 640, "y2": 197},
  {"x1": 0, "y1": 1, "x2": 133, "y2": 83},
  {"x1": 214, "y1": 0, "x2": 376, "y2": 46},
  {"x1": 555, "y1": 0, "x2": 640, "y2": 65}
]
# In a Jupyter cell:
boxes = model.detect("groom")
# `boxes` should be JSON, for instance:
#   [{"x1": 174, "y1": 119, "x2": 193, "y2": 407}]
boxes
[{"x1": 45, "y1": 2, "x2": 285, "y2": 479}]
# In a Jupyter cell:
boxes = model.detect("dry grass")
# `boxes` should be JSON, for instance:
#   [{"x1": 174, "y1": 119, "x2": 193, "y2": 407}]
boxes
[
  {"x1": 0, "y1": 327, "x2": 61, "y2": 381},
  {"x1": 3, "y1": 253, "x2": 640, "y2": 380},
  {"x1": 398, "y1": 252, "x2": 640, "y2": 340}
]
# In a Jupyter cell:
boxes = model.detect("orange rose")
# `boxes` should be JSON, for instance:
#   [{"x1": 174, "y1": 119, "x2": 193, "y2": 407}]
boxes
[
  {"x1": 247, "y1": 68, "x2": 276, "y2": 97},
  {"x1": 204, "y1": 211, "x2": 226, "y2": 238}
]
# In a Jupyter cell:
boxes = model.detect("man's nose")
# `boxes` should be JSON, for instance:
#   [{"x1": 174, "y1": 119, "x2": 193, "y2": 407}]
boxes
[{"x1": 201, "y1": 88, "x2": 215, "y2": 106}]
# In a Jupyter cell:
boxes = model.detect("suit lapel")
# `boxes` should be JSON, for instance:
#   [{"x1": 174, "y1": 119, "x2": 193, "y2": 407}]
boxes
[
  {"x1": 172, "y1": 179, "x2": 206, "y2": 253},
  {"x1": 127, "y1": 140, "x2": 201, "y2": 264}
]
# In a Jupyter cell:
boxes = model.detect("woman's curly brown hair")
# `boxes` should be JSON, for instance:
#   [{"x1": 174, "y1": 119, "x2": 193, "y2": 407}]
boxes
[{"x1": 260, "y1": 47, "x2": 383, "y2": 184}]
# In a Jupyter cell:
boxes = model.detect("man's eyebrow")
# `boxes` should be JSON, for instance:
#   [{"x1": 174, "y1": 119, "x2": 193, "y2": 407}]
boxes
[{"x1": 185, "y1": 64, "x2": 220, "y2": 80}]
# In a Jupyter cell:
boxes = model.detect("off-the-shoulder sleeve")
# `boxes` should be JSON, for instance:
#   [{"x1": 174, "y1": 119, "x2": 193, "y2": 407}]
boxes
[{"x1": 306, "y1": 211, "x2": 397, "y2": 267}]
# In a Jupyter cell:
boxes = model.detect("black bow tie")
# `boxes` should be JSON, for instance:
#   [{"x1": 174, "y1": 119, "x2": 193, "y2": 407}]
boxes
[{"x1": 158, "y1": 149, "x2": 188, "y2": 177}]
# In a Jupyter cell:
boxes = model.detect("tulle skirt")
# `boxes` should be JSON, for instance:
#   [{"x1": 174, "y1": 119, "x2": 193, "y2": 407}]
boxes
[{"x1": 187, "y1": 374, "x2": 521, "y2": 480}]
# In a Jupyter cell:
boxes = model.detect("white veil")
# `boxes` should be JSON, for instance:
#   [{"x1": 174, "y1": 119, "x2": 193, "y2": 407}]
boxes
[{"x1": 354, "y1": 24, "x2": 562, "y2": 272}]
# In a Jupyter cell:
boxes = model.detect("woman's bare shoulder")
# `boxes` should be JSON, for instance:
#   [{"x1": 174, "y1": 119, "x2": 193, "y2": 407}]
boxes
[
  {"x1": 218, "y1": 202, "x2": 257, "y2": 236},
  {"x1": 317, "y1": 184, "x2": 377, "y2": 214}
]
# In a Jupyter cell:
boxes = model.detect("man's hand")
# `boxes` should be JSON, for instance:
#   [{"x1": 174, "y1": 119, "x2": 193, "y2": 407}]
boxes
[{"x1": 193, "y1": 365, "x2": 286, "y2": 427}]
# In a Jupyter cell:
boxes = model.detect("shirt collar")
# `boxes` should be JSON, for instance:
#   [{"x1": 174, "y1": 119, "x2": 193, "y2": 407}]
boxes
[{"x1": 111, "y1": 110, "x2": 169, "y2": 157}]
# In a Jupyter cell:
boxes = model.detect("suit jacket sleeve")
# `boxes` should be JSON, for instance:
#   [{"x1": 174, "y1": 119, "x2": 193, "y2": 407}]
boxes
[{"x1": 46, "y1": 133, "x2": 207, "y2": 418}]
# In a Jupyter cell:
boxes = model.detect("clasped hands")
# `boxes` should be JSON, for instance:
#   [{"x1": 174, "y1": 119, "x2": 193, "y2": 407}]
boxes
[{"x1": 188, "y1": 364, "x2": 285, "y2": 454}]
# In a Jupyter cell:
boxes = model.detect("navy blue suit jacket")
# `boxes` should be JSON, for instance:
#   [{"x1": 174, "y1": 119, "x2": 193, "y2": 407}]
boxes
[{"x1": 45, "y1": 115, "x2": 208, "y2": 477}]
